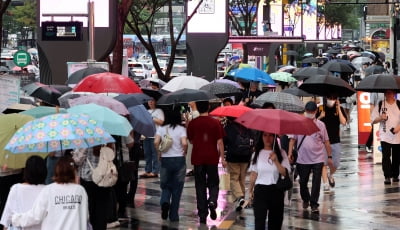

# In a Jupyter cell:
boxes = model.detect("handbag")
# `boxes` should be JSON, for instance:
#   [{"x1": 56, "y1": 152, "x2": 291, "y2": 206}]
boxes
[
  {"x1": 158, "y1": 127, "x2": 173, "y2": 153},
  {"x1": 276, "y1": 168, "x2": 293, "y2": 191}
]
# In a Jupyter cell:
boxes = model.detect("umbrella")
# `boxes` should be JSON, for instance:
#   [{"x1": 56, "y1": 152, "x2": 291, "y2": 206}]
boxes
[
  {"x1": 68, "y1": 94, "x2": 129, "y2": 115},
  {"x1": 2, "y1": 104, "x2": 36, "y2": 114},
  {"x1": 114, "y1": 93, "x2": 153, "y2": 108},
  {"x1": 20, "y1": 106, "x2": 67, "y2": 118},
  {"x1": 50, "y1": 85, "x2": 72, "y2": 95},
  {"x1": 356, "y1": 74, "x2": 400, "y2": 92},
  {"x1": 321, "y1": 61, "x2": 355, "y2": 73},
  {"x1": 302, "y1": 57, "x2": 319, "y2": 64},
  {"x1": 303, "y1": 53, "x2": 313, "y2": 57},
  {"x1": 361, "y1": 51, "x2": 376, "y2": 60},
  {"x1": 365, "y1": 65, "x2": 386, "y2": 76},
  {"x1": 22, "y1": 82, "x2": 62, "y2": 106},
  {"x1": 235, "y1": 109, "x2": 319, "y2": 135},
  {"x1": 347, "y1": 51, "x2": 361, "y2": 58},
  {"x1": 270, "y1": 72, "x2": 297, "y2": 83},
  {"x1": 292, "y1": 67, "x2": 330, "y2": 81},
  {"x1": 157, "y1": 88, "x2": 217, "y2": 105},
  {"x1": 161, "y1": 76, "x2": 210, "y2": 92},
  {"x1": 66, "y1": 67, "x2": 108, "y2": 85},
  {"x1": 72, "y1": 72, "x2": 142, "y2": 94},
  {"x1": 284, "y1": 50, "x2": 298, "y2": 56},
  {"x1": 5, "y1": 113, "x2": 115, "y2": 153},
  {"x1": 128, "y1": 105, "x2": 156, "y2": 137},
  {"x1": 139, "y1": 78, "x2": 167, "y2": 88},
  {"x1": 227, "y1": 67, "x2": 275, "y2": 85},
  {"x1": 0, "y1": 114, "x2": 47, "y2": 169},
  {"x1": 326, "y1": 48, "x2": 341, "y2": 54},
  {"x1": 299, "y1": 74, "x2": 356, "y2": 97},
  {"x1": 199, "y1": 82, "x2": 242, "y2": 98},
  {"x1": 351, "y1": 57, "x2": 373, "y2": 70},
  {"x1": 253, "y1": 92, "x2": 305, "y2": 113},
  {"x1": 58, "y1": 91, "x2": 96, "y2": 108},
  {"x1": 212, "y1": 79, "x2": 242, "y2": 88},
  {"x1": 0, "y1": 66, "x2": 9, "y2": 72},
  {"x1": 67, "y1": 104, "x2": 133, "y2": 137},
  {"x1": 209, "y1": 105, "x2": 252, "y2": 118},
  {"x1": 281, "y1": 87, "x2": 314, "y2": 97},
  {"x1": 141, "y1": 88, "x2": 164, "y2": 101},
  {"x1": 278, "y1": 65, "x2": 297, "y2": 73}
]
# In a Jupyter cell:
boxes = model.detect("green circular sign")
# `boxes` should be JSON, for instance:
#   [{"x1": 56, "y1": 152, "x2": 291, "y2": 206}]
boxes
[{"x1": 13, "y1": 50, "x2": 31, "y2": 67}]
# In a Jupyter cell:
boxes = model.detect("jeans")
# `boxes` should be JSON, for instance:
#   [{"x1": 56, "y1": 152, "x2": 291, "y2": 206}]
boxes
[
  {"x1": 253, "y1": 184, "x2": 284, "y2": 230},
  {"x1": 143, "y1": 138, "x2": 159, "y2": 174},
  {"x1": 193, "y1": 164, "x2": 219, "y2": 219},
  {"x1": 160, "y1": 157, "x2": 186, "y2": 221},
  {"x1": 297, "y1": 162, "x2": 324, "y2": 208},
  {"x1": 381, "y1": 141, "x2": 400, "y2": 179}
]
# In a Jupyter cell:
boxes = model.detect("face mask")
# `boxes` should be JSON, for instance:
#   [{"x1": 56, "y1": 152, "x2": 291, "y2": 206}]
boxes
[
  {"x1": 326, "y1": 99, "x2": 336, "y2": 108},
  {"x1": 305, "y1": 112, "x2": 315, "y2": 119}
]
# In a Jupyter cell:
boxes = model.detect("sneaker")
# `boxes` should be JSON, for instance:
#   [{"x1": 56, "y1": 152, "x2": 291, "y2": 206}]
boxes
[
  {"x1": 384, "y1": 178, "x2": 391, "y2": 185},
  {"x1": 328, "y1": 175, "x2": 335, "y2": 188},
  {"x1": 302, "y1": 201, "x2": 309, "y2": 209},
  {"x1": 393, "y1": 178, "x2": 399, "y2": 182},
  {"x1": 235, "y1": 197, "x2": 245, "y2": 212},
  {"x1": 208, "y1": 202, "x2": 217, "y2": 220},
  {"x1": 365, "y1": 147, "x2": 372, "y2": 153},
  {"x1": 161, "y1": 202, "x2": 169, "y2": 220},
  {"x1": 323, "y1": 183, "x2": 330, "y2": 193},
  {"x1": 106, "y1": 221, "x2": 120, "y2": 229},
  {"x1": 311, "y1": 206, "x2": 319, "y2": 213}
]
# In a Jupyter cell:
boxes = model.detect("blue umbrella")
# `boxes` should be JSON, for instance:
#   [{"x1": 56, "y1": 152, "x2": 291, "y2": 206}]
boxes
[
  {"x1": 128, "y1": 105, "x2": 156, "y2": 137},
  {"x1": 227, "y1": 68, "x2": 275, "y2": 85}
]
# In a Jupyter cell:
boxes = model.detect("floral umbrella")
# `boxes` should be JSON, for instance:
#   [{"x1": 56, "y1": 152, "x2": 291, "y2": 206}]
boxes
[{"x1": 5, "y1": 113, "x2": 115, "y2": 153}]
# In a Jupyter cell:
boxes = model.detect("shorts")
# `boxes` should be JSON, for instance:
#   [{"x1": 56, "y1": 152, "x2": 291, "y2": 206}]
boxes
[{"x1": 324, "y1": 143, "x2": 341, "y2": 169}]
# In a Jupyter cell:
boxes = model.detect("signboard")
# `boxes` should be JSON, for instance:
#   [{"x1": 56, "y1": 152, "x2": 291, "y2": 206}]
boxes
[
  {"x1": 357, "y1": 91, "x2": 372, "y2": 146},
  {"x1": 187, "y1": 0, "x2": 226, "y2": 33},
  {"x1": 0, "y1": 75, "x2": 20, "y2": 113},
  {"x1": 13, "y1": 50, "x2": 31, "y2": 67},
  {"x1": 42, "y1": 21, "x2": 83, "y2": 41}
]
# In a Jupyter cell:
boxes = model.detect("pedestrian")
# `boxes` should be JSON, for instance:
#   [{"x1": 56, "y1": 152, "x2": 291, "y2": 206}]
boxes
[
  {"x1": 223, "y1": 117, "x2": 254, "y2": 211},
  {"x1": 242, "y1": 82, "x2": 262, "y2": 106},
  {"x1": 248, "y1": 132, "x2": 291, "y2": 230},
  {"x1": 288, "y1": 101, "x2": 333, "y2": 214},
  {"x1": 0, "y1": 156, "x2": 47, "y2": 230},
  {"x1": 184, "y1": 101, "x2": 200, "y2": 177},
  {"x1": 366, "y1": 92, "x2": 384, "y2": 155},
  {"x1": 141, "y1": 98, "x2": 164, "y2": 178},
  {"x1": 11, "y1": 156, "x2": 89, "y2": 230},
  {"x1": 316, "y1": 94, "x2": 347, "y2": 193},
  {"x1": 154, "y1": 106, "x2": 188, "y2": 222},
  {"x1": 187, "y1": 100, "x2": 226, "y2": 224},
  {"x1": 127, "y1": 131, "x2": 142, "y2": 208},
  {"x1": 371, "y1": 90, "x2": 400, "y2": 184}
]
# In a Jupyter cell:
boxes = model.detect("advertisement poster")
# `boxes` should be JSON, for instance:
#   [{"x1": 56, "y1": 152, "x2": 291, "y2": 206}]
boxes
[
  {"x1": 357, "y1": 91, "x2": 372, "y2": 146},
  {"x1": 0, "y1": 75, "x2": 20, "y2": 113}
]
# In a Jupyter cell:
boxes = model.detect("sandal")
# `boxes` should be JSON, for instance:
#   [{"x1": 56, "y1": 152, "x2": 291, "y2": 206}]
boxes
[{"x1": 139, "y1": 173, "x2": 151, "y2": 178}]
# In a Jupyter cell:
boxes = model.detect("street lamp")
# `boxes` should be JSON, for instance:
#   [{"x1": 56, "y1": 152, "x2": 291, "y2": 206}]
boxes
[{"x1": 392, "y1": 1, "x2": 400, "y2": 75}]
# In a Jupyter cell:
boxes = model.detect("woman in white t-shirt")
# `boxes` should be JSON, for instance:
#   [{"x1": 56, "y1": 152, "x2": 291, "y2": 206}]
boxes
[
  {"x1": 154, "y1": 107, "x2": 188, "y2": 222},
  {"x1": 248, "y1": 132, "x2": 291, "y2": 230},
  {"x1": 1, "y1": 156, "x2": 47, "y2": 230}
]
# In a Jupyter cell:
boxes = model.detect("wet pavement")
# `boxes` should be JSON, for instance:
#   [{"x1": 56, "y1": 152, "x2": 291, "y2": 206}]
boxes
[{"x1": 116, "y1": 110, "x2": 400, "y2": 230}]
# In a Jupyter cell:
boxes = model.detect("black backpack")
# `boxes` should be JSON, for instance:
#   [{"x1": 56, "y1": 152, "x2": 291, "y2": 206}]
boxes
[{"x1": 225, "y1": 122, "x2": 254, "y2": 157}]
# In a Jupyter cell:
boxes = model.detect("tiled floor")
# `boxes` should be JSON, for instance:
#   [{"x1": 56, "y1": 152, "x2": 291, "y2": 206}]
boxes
[{"x1": 116, "y1": 112, "x2": 400, "y2": 230}]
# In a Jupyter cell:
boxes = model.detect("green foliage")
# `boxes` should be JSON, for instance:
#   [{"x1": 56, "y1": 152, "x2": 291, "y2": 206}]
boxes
[
  {"x1": 325, "y1": 3, "x2": 362, "y2": 29},
  {"x1": 10, "y1": 0, "x2": 36, "y2": 28}
]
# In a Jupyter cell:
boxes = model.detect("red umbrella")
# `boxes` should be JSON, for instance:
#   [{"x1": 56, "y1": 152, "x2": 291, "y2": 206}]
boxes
[
  {"x1": 72, "y1": 72, "x2": 142, "y2": 94},
  {"x1": 235, "y1": 109, "x2": 319, "y2": 135},
  {"x1": 210, "y1": 105, "x2": 252, "y2": 118}
]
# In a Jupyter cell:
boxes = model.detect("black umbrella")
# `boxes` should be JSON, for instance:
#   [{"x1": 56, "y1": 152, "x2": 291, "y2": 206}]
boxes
[
  {"x1": 0, "y1": 66, "x2": 9, "y2": 72},
  {"x1": 50, "y1": 85, "x2": 72, "y2": 94},
  {"x1": 365, "y1": 65, "x2": 386, "y2": 77},
  {"x1": 66, "y1": 67, "x2": 108, "y2": 84},
  {"x1": 157, "y1": 88, "x2": 217, "y2": 105},
  {"x1": 321, "y1": 61, "x2": 355, "y2": 73},
  {"x1": 299, "y1": 75, "x2": 356, "y2": 97},
  {"x1": 141, "y1": 88, "x2": 164, "y2": 101},
  {"x1": 114, "y1": 93, "x2": 152, "y2": 108},
  {"x1": 22, "y1": 82, "x2": 62, "y2": 106},
  {"x1": 326, "y1": 48, "x2": 341, "y2": 54},
  {"x1": 292, "y1": 67, "x2": 330, "y2": 80},
  {"x1": 281, "y1": 87, "x2": 314, "y2": 97},
  {"x1": 199, "y1": 82, "x2": 242, "y2": 98},
  {"x1": 284, "y1": 50, "x2": 298, "y2": 56},
  {"x1": 302, "y1": 57, "x2": 319, "y2": 64},
  {"x1": 356, "y1": 74, "x2": 400, "y2": 92}
]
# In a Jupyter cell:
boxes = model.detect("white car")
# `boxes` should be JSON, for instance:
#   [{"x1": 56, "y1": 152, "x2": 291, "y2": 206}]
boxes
[{"x1": 128, "y1": 62, "x2": 151, "y2": 78}]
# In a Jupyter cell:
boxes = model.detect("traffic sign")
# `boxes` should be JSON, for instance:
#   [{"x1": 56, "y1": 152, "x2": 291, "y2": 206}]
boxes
[{"x1": 13, "y1": 50, "x2": 31, "y2": 67}]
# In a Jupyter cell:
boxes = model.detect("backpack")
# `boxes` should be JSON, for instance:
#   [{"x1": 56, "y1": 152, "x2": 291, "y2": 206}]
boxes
[
  {"x1": 87, "y1": 146, "x2": 118, "y2": 187},
  {"x1": 226, "y1": 123, "x2": 253, "y2": 157},
  {"x1": 158, "y1": 127, "x2": 173, "y2": 153},
  {"x1": 378, "y1": 100, "x2": 400, "y2": 113}
]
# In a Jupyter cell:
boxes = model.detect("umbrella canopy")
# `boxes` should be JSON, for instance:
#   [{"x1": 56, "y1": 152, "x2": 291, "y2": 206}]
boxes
[
  {"x1": 292, "y1": 67, "x2": 330, "y2": 81},
  {"x1": 5, "y1": 113, "x2": 115, "y2": 153},
  {"x1": 66, "y1": 67, "x2": 108, "y2": 85},
  {"x1": 356, "y1": 74, "x2": 400, "y2": 92},
  {"x1": 0, "y1": 114, "x2": 47, "y2": 169},
  {"x1": 50, "y1": 85, "x2": 72, "y2": 95},
  {"x1": 114, "y1": 93, "x2": 153, "y2": 108},
  {"x1": 361, "y1": 51, "x2": 376, "y2": 60},
  {"x1": 67, "y1": 104, "x2": 133, "y2": 137},
  {"x1": 365, "y1": 65, "x2": 386, "y2": 76},
  {"x1": 270, "y1": 72, "x2": 297, "y2": 83},
  {"x1": 72, "y1": 72, "x2": 142, "y2": 94},
  {"x1": 281, "y1": 87, "x2": 314, "y2": 97},
  {"x1": 236, "y1": 109, "x2": 319, "y2": 135},
  {"x1": 227, "y1": 67, "x2": 275, "y2": 85},
  {"x1": 253, "y1": 92, "x2": 305, "y2": 112},
  {"x1": 157, "y1": 88, "x2": 216, "y2": 105},
  {"x1": 58, "y1": 91, "x2": 96, "y2": 108},
  {"x1": 351, "y1": 56, "x2": 374, "y2": 70},
  {"x1": 68, "y1": 94, "x2": 129, "y2": 115},
  {"x1": 139, "y1": 78, "x2": 167, "y2": 88},
  {"x1": 210, "y1": 105, "x2": 252, "y2": 118},
  {"x1": 302, "y1": 57, "x2": 319, "y2": 64},
  {"x1": 199, "y1": 82, "x2": 242, "y2": 98},
  {"x1": 20, "y1": 106, "x2": 67, "y2": 118},
  {"x1": 161, "y1": 76, "x2": 209, "y2": 92},
  {"x1": 278, "y1": 65, "x2": 297, "y2": 73},
  {"x1": 128, "y1": 105, "x2": 156, "y2": 137},
  {"x1": 299, "y1": 75, "x2": 356, "y2": 97},
  {"x1": 326, "y1": 48, "x2": 341, "y2": 54},
  {"x1": 321, "y1": 61, "x2": 355, "y2": 73},
  {"x1": 212, "y1": 79, "x2": 242, "y2": 88},
  {"x1": 141, "y1": 88, "x2": 164, "y2": 101},
  {"x1": 284, "y1": 50, "x2": 298, "y2": 56},
  {"x1": 22, "y1": 82, "x2": 62, "y2": 106},
  {"x1": 0, "y1": 66, "x2": 9, "y2": 72}
]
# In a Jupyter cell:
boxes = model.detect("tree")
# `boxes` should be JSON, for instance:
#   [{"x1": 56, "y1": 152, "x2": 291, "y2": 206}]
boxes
[
  {"x1": 228, "y1": 0, "x2": 261, "y2": 64},
  {"x1": 123, "y1": 0, "x2": 203, "y2": 82},
  {"x1": 0, "y1": 0, "x2": 12, "y2": 51}
]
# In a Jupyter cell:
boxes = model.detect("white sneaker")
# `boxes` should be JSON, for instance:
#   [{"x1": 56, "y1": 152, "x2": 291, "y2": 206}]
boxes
[
  {"x1": 106, "y1": 221, "x2": 120, "y2": 229},
  {"x1": 323, "y1": 183, "x2": 330, "y2": 193}
]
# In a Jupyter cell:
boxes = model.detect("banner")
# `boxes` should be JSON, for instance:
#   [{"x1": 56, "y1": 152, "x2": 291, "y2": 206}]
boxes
[{"x1": 357, "y1": 91, "x2": 371, "y2": 146}]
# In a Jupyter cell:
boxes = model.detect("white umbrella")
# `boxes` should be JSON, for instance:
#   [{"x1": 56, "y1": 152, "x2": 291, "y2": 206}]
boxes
[{"x1": 161, "y1": 76, "x2": 209, "y2": 92}]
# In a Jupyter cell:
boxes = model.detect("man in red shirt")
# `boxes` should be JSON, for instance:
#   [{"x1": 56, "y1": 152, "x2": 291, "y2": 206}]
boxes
[{"x1": 187, "y1": 100, "x2": 226, "y2": 225}]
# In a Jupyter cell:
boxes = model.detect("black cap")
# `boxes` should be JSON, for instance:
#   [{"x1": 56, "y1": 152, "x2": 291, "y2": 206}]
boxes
[{"x1": 305, "y1": 101, "x2": 317, "y2": 111}]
